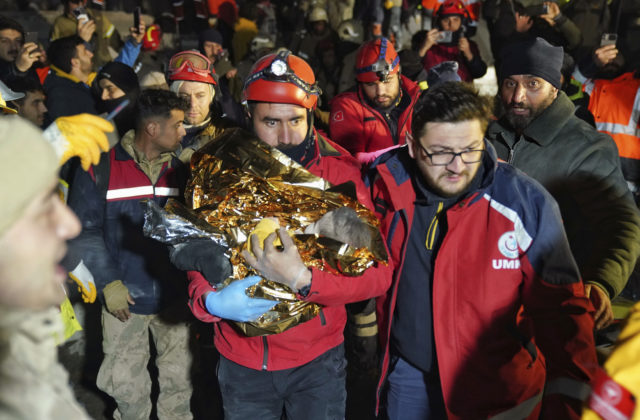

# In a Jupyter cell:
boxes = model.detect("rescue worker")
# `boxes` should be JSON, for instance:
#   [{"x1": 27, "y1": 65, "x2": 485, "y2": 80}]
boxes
[
  {"x1": 185, "y1": 50, "x2": 393, "y2": 420},
  {"x1": 369, "y1": 81, "x2": 597, "y2": 419},
  {"x1": 67, "y1": 90, "x2": 196, "y2": 420},
  {"x1": 329, "y1": 37, "x2": 421, "y2": 158},
  {"x1": 419, "y1": 0, "x2": 487, "y2": 83},
  {"x1": 585, "y1": 69, "x2": 640, "y2": 199},
  {"x1": 167, "y1": 50, "x2": 235, "y2": 164}
]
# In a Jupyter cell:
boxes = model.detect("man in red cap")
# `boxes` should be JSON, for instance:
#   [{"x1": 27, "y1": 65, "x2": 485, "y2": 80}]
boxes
[
  {"x1": 419, "y1": 0, "x2": 487, "y2": 82},
  {"x1": 329, "y1": 37, "x2": 421, "y2": 159},
  {"x1": 185, "y1": 50, "x2": 393, "y2": 420}
]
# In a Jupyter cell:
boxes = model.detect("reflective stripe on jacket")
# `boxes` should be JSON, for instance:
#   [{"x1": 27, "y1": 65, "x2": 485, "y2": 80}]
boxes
[{"x1": 587, "y1": 72, "x2": 640, "y2": 182}]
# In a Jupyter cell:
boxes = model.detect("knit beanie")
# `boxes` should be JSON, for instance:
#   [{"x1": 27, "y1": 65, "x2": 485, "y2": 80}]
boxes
[
  {"x1": 500, "y1": 37, "x2": 563, "y2": 88},
  {"x1": 0, "y1": 116, "x2": 58, "y2": 236},
  {"x1": 199, "y1": 28, "x2": 224, "y2": 52},
  {"x1": 97, "y1": 61, "x2": 140, "y2": 94},
  {"x1": 427, "y1": 61, "x2": 462, "y2": 89}
]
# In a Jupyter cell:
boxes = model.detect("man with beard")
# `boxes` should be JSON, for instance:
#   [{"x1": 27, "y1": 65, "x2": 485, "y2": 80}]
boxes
[
  {"x1": 487, "y1": 37, "x2": 640, "y2": 330},
  {"x1": 67, "y1": 90, "x2": 196, "y2": 419},
  {"x1": 0, "y1": 16, "x2": 42, "y2": 85},
  {"x1": 44, "y1": 35, "x2": 97, "y2": 123},
  {"x1": 329, "y1": 37, "x2": 421, "y2": 159},
  {"x1": 185, "y1": 50, "x2": 393, "y2": 420},
  {"x1": 368, "y1": 80, "x2": 597, "y2": 420}
]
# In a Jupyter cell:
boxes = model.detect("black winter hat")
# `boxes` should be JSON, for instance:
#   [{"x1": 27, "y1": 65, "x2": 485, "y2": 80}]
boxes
[
  {"x1": 199, "y1": 29, "x2": 224, "y2": 46},
  {"x1": 500, "y1": 37, "x2": 563, "y2": 88},
  {"x1": 97, "y1": 61, "x2": 139, "y2": 93}
]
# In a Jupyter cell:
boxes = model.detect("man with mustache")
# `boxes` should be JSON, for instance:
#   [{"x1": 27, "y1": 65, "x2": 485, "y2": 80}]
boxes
[
  {"x1": 329, "y1": 37, "x2": 421, "y2": 159},
  {"x1": 487, "y1": 37, "x2": 640, "y2": 331},
  {"x1": 0, "y1": 16, "x2": 42, "y2": 85},
  {"x1": 185, "y1": 50, "x2": 393, "y2": 420}
]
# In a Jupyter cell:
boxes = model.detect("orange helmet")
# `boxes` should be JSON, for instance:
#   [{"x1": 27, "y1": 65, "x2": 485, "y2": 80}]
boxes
[
  {"x1": 243, "y1": 50, "x2": 320, "y2": 110},
  {"x1": 167, "y1": 50, "x2": 216, "y2": 85},
  {"x1": 355, "y1": 37, "x2": 400, "y2": 83}
]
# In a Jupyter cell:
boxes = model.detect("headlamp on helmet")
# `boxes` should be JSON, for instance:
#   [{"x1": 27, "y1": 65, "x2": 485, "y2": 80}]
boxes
[
  {"x1": 243, "y1": 50, "x2": 321, "y2": 110},
  {"x1": 356, "y1": 37, "x2": 400, "y2": 83}
]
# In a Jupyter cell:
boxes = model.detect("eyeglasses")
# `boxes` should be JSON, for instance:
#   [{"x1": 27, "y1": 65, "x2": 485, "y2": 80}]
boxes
[{"x1": 408, "y1": 132, "x2": 485, "y2": 165}]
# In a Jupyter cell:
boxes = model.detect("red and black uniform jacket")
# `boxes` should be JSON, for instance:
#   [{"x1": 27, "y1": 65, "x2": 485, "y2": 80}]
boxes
[
  {"x1": 366, "y1": 143, "x2": 596, "y2": 419},
  {"x1": 187, "y1": 131, "x2": 394, "y2": 371}
]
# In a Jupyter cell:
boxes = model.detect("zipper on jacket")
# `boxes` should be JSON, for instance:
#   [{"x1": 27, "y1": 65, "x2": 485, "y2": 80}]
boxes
[
  {"x1": 261, "y1": 336, "x2": 268, "y2": 371},
  {"x1": 508, "y1": 145, "x2": 515, "y2": 164},
  {"x1": 319, "y1": 308, "x2": 326, "y2": 326},
  {"x1": 377, "y1": 209, "x2": 409, "y2": 411},
  {"x1": 425, "y1": 202, "x2": 444, "y2": 250}
]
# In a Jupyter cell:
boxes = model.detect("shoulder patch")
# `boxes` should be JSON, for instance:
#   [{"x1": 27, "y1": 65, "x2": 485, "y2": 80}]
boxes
[{"x1": 333, "y1": 111, "x2": 344, "y2": 122}]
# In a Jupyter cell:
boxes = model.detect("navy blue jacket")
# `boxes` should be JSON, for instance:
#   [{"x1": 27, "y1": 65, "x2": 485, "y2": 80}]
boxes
[{"x1": 68, "y1": 143, "x2": 189, "y2": 314}]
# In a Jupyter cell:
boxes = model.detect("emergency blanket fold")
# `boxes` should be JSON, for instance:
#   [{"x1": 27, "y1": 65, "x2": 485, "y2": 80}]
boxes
[{"x1": 144, "y1": 127, "x2": 387, "y2": 336}]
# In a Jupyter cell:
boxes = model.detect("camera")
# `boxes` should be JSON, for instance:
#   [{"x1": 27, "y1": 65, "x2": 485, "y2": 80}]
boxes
[
  {"x1": 600, "y1": 33, "x2": 617, "y2": 47},
  {"x1": 72, "y1": 6, "x2": 89, "y2": 23}
]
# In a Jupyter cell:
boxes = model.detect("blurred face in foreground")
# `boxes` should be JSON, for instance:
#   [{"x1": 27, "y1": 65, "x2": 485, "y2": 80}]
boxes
[{"x1": 0, "y1": 179, "x2": 81, "y2": 311}]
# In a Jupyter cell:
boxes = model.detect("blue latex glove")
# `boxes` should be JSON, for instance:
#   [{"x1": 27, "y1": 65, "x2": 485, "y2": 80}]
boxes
[{"x1": 204, "y1": 276, "x2": 276, "y2": 322}]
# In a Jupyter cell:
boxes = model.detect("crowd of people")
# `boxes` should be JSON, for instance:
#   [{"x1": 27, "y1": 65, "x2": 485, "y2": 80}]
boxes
[{"x1": 1, "y1": 0, "x2": 640, "y2": 419}]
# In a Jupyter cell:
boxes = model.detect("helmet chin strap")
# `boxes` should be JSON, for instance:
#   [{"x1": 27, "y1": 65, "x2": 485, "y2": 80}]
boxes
[
  {"x1": 305, "y1": 109, "x2": 315, "y2": 143},
  {"x1": 279, "y1": 110, "x2": 316, "y2": 165}
]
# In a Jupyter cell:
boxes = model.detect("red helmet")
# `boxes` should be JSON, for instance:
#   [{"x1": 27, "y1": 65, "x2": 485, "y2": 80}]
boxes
[
  {"x1": 143, "y1": 24, "x2": 162, "y2": 51},
  {"x1": 243, "y1": 50, "x2": 320, "y2": 110},
  {"x1": 435, "y1": 0, "x2": 468, "y2": 18},
  {"x1": 167, "y1": 51, "x2": 217, "y2": 85},
  {"x1": 355, "y1": 37, "x2": 400, "y2": 83}
]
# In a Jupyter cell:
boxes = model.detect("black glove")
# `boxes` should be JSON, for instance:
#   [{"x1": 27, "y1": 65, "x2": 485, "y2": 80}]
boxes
[{"x1": 170, "y1": 239, "x2": 232, "y2": 287}]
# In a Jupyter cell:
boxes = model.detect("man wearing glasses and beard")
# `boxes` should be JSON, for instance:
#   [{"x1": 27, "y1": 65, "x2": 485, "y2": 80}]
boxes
[{"x1": 367, "y1": 81, "x2": 597, "y2": 420}]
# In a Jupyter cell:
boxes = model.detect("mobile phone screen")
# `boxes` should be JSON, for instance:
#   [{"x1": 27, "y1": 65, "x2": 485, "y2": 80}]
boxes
[
  {"x1": 25, "y1": 31, "x2": 38, "y2": 44},
  {"x1": 600, "y1": 33, "x2": 617, "y2": 46}
]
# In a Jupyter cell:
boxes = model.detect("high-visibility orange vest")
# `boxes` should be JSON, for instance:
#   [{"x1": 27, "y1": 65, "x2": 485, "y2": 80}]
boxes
[
  {"x1": 587, "y1": 72, "x2": 640, "y2": 181},
  {"x1": 421, "y1": 0, "x2": 482, "y2": 21}
]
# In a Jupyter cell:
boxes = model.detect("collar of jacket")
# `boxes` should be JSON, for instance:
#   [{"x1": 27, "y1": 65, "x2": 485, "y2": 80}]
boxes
[
  {"x1": 304, "y1": 129, "x2": 342, "y2": 168},
  {"x1": 489, "y1": 90, "x2": 575, "y2": 147},
  {"x1": 370, "y1": 140, "x2": 498, "y2": 212},
  {"x1": 118, "y1": 129, "x2": 175, "y2": 166},
  {"x1": 50, "y1": 63, "x2": 97, "y2": 86}
]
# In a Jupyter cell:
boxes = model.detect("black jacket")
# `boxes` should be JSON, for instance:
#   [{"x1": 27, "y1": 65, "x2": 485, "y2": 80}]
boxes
[{"x1": 487, "y1": 91, "x2": 640, "y2": 297}]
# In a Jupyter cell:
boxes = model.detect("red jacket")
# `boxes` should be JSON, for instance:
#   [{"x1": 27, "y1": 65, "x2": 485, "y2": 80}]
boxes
[
  {"x1": 329, "y1": 75, "x2": 421, "y2": 156},
  {"x1": 187, "y1": 131, "x2": 393, "y2": 370},
  {"x1": 367, "y1": 145, "x2": 596, "y2": 419},
  {"x1": 423, "y1": 40, "x2": 486, "y2": 82}
]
